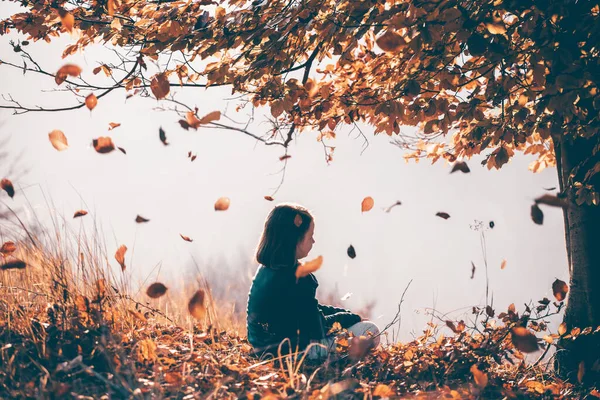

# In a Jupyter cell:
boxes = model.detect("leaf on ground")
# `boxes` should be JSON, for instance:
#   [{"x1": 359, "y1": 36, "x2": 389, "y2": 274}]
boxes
[
  {"x1": 347, "y1": 245, "x2": 356, "y2": 259},
  {"x1": 552, "y1": 279, "x2": 568, "y2": 302},
  {"x1": 93, "y1": 137, "x2": 115, "y2": 154},
  {"x1": 361, "y1": 196, "x2": 374, "y2": 212},
  {"x1": 1, "y1": 259, "x2": 26, "y2": 270},
  {"x1": 115, "y1": 245, "x2": 127, "y2": 271},
  {"x1": 73, "y1": 210, "x2": 88, "y2": 218},
  {"x1": 531, "y1": 204, "x2": 544, "y2": 225},
  {"x1": 188, "y1": 289, "x2": 207, "y2": 319},
  {"x1": 135, "y1": 215, "x2": 150, "y2": 223},
  {"x1": 49, "y1": 130, "x2": 69, "y2": 151},
  {"x1": 451, "y1": 161, "x2": 470, "y2": 174},
  {"x1": 373, "y1": 383, "x2": 395, "y2": 397},
  {"x1": 0, "y1": 242, "x2": 16, "y2": 256},
  {"x1": 214, "y1": 197, "x2": 230, "y2": 211},
  {"x1": 85, "y1": 93, "x2": 98, "y2": 110},
  {"x1": 296, "y1": 255, "x2": 323, "y2": 279},
  {"x1": 511, "y1": 327, "x2": 539, "y2": 353},
  {"x1": 180, "y1": 234, "x2": 193, "y2": 242},
  {"x1": 1, "y1": 178, "x2": 15, "y2": 198},
  {"x1": 147, "y1": 282, "x2": 168, "y2": 299},
  {"x1": 436, "y1": 212, "x2": 451, "y2": 219},
  {"x1": 55, "y1": 64, "x2": 82, "y2": 85}
]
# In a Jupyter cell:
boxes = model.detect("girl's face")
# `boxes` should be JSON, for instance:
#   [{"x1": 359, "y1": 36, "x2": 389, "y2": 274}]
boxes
[{"x1": 296, "y1": 220, "x2": 315, "y2": 260}]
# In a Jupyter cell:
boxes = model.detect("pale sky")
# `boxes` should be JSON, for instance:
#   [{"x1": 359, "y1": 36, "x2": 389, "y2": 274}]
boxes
[{"x1": 0, "y1": 4, "x2": 568, "y2": 341}]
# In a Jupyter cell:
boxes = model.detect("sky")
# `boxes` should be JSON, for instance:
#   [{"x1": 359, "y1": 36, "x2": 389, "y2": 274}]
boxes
[{"x1": 0, "y1": 4, "x2": 569, "y2": 342}]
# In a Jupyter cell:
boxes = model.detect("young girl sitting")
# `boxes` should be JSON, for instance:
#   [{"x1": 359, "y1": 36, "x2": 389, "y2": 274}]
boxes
[{"x1": 246, "y1": 203, "x2": 380, "y2": 360}]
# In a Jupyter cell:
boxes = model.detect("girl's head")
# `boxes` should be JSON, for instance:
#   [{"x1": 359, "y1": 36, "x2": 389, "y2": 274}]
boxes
[{"x1": 255, "y1": 203, "x2": 315, "y2": 269}]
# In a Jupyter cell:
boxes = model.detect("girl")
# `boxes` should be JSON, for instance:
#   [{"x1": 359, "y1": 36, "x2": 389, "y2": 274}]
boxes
[{"x1": 246, "y1": 203, "x2": 380, "y2": 360}]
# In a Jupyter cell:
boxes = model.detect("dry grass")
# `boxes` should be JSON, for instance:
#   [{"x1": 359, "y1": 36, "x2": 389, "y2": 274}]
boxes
[{"x1": 0, "y1": 211, "x2": 598, "y2": 399}]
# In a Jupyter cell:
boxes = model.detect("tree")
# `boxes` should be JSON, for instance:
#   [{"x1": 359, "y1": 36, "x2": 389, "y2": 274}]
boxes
[{"x1": 1, "y1": 0, "x2": 599, "y2": 382}]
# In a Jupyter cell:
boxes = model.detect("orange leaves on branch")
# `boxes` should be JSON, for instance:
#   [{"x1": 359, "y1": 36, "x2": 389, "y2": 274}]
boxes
[
  {"x1": 375, "y1": 30, "x2": 405, "y2": 52},
  {"x1": 58, "y1": 9, "x2": 74, "y2": 33},
  {"x1": 115, "y1": 245, "x2": 127, "y2": 271},
  {"x1": 510, "y1": 327, "x2": 539, "y2": 353},
  {"x1": 85, "y1": 94, "x2": 98, "y2": 110},
  {"x1": 214, "y1": 197, "x2": 230, "y2": 211},
  {"x1": 1, "y1": 179, "x2": 15, "y2": 198},
  {"x1": 188, "y1": 289, "x2": 207, "y2": 319},
  {"x1": 296, "y1": 255, "x2": 323, "y2": 279},
  {"x1": 93, "y1": 137, "x2": 115, "y2": 153},
  {"x1": 150, "y1": 73, "x2": 170, "y2": 99},
  {"x1": 552, "y1": 279, "x2": 569, "y2": 301},
  {"x1": 198, "y1": 111, "x2": 221, "y2": 125},
  {"x1": 55, "y1": 64, "x2": 82, "y2": 85},
  {"x1": 73, "y1": 210, "x2": 88, "y2": 218},
  {"x1": 361, "y1": 197, "x2": 374, "y2": 212},
  {"x1": 181, "y1": 111, "x2": 221, "y2": 130},
  {"x1": 48, "y1": 130, "x2": 69, "y2": 151},
  {"x1": 93, "y1": 65, "x2": 112, "y2": 76},
  {"x1": 0, "y1": 242, "x2": 16, "y2": 256},
  {"x1": 147, "y1": 282, "x2": 168, "y2": 299}
]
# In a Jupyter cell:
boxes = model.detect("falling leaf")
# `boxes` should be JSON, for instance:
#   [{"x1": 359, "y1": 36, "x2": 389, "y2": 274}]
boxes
[
  {"x1": 543, "y1": 187, "x2": 557, "y2": 191},
  {"x1": 48, "y1": 130, "x2": 69, "y2": 151},
  {"x1": 58, "y1": 9, "x2": 74, "y2": 32},
  {"x1": 150, "y1": 73, "x2": 170, "y2": 99},
  {"x1": 347, "y1": 245, "x2": 356, "y2": 259},
  {"x1": 115, "y1": 245, "x2": 127, "y2": 271},
  {"x1": 146, "y1": 282, "x2": 168, "y2": 299},
  {"x1": 187, "y1": 151, "x2": 192, "y2": 157},
  {"x1": 55, "y1": 64, "x2": 82, "y2": 85},
  {"x1": 180, "y1": 234, "x2": 193, "y2": 242},
  {"x1": 535, "y1": 194, "x2": 568, "y2": 208},
  {"x1": 198, "y1": 111, "x2": 221, "y2": 125},
  {"x1": 296, "y1": 255, "x2": 323, "y2": 279},
  {"x1": 373, "y1": 384, "x2": 395, "y2": 397},
  {"x1": 384, "y1": 200, "x2": 402, "y2": 213},
  {"x1": 1, "y1": 179, "x2": 15, "y2": 198},
  {"x1": 279, "y1": 154, "x2": 291, "y2": 161},
  {"x1": 470, "y1": 364, "x2": 489, "y2": 389},
  {"x1": 578, "y1": 361, "x2": 586, "y2": 383},
  {"x1": 214, "y1": 197, "x2": 230, "y2": 211},
  {"x1": 511, "y1": 327, "x2": 539, "y2": 353},
  {"x1": 85, "y1": 93, "x2": 98, "y2": 110},
  {"x1": 450, "y1": 161, "x2": 470, "y2": 173},
  {"x1": 188, "y1": 289, "x2": 207, "y2": 319},
  {"x1": 531, "y1": 204, "x2": 544, "y2": 225},
  {"x1": 73, "y1": 210, "x2": 88, "y2": 218},
  {"x1": 190, "y1": 155, "x2": 197, "y2": 161},
  {"x1": 489, "y1": 221, "x2": 495, "y2": 229},
  {"x1": 341, "y1": 292, "x2": 352, "y2": 301},
  {"x1": 294, "y1": 214, "x2": 303, "y2": 227},
  {"x1": 118, "y1": 147, "x2": 127, "y2": 154},
  {"x1": 159, "y1": 127, "x2": 168, "y2": 145},
  {"x1": 376, "y1": 30, "x2": 405, "y2": 52},
  {"x1": 0, "y1": 242, "x2": 16, "y2": 256},
  {"x1": 135, "y1": 215, "x2": 150, "y2": 223},
  {"x1": 436, "y1": 212, "x2": 451, "y2": 219},
  {"x1": 0, "y1": 259, "x2": 26, "y2": 270},
  {"x1": 264, "y1": 196, "x2": 274, "y2": 201},
  {"x1": 108, "y1": 122, "x2": 121, "y2": 130},
  {"x1": 361, "y1": 197, "x2": 374, "y2": 212},
  {"x1": 558, "y1": 322, "x2": 567, "y2": 336},
  {"x1": 93, "y1": 137, "x2": 115, "y2": 154},
  {"x1": 501, "y1": 259, "x2": 507, "y2": 270},
  {"x1": 552, "y1": 279, "x2": 569, "y2": 301},
  {"x1": 471, "y1": 261, "x2": 476, "y2": 279},
  {"x1": 185, "y1": 112, "x2": 201, "y2": 129}
]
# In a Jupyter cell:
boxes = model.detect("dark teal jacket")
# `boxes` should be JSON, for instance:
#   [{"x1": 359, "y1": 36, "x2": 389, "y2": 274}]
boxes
[{"x1": 246, "y1": 264, "x2": 361, "y2": 355}]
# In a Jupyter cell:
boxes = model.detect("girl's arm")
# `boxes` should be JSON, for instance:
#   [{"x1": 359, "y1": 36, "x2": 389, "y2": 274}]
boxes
[{"x1": 318, "y1": 303, "x2": 353, "y2": 316}]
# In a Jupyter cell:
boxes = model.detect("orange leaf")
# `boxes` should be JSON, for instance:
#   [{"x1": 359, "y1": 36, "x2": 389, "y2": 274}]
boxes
[
  {"x1": 214, "y1": 197, "x2": 230, "y2": 211},
  {"x1": 108, "y1": 122, "x2": 121, "y2": 130},
  {"x1": 146, "y1": 282, "x2": 168, "y2": 299},
  {"x1": 470, "y1": 364, "x2": 488, "y2": 389},
  {"x1": 150, "y1": 73, "x2": 170, "y2": 99},
  {"x1": 93, "y1": 137, "x2": 115, "y2": 154},
  {"x1": 73, "y1": 210, "x2": 88, "y2": 218},
  {"x1": 85, "y1": 94, "x2": 98, "y2": 110},
  {"x1": 558, "y1": 322, "x2": 568, "y2": 336},
  {"x1": 215, "y1": 6, "x2": 226, "y2": 20},
  {"x1": 294, "y1": 214, "x2": 303, "y2": 227},
  {"x1": 361, "y1": 196, "x2": 374, "y2": 212},
  {"x1": 0, "y1": 259, "x2": 26, "y2": 270},
  {"x1": 511, "y1": 327, "x2": 539, "y2": 353},
  {"x1": 188, "y1": 289, "x2": 207, "y2": 319},
  {"x1": 198, "y1": 111, "x2": 221, "y2": 125},
  {"x1": 279, "y1": 154, "x2": 291, "y2": 161},
  {"x1": 264, "y1": 196, "x2": 274, "y2": 201},
  {"x1": 135, "y1": 215, "x2": 150, "y2": 223},
  {"x1": 296, "y1": 255, "x2": 323, "y2": 279},
  {"x1": 107, "y1": 0, "x2": 116, "y2": 16},
  {"x1": 55, "y1": 64, "x2": 82, "y2": 85},
  {"x1": 501, "y1": 259, "x2": 507, "y2": 270},
  {"x1": 48, "y1": 130, "x2": 69, "y2": 151},
  {"x1": 373, "y1": 384, "x2": 395, "y2": 397},
  {"x1": 376, "y1": 30, "x2": 405, "y2": 52},
  {"x1": 578, "y1": 361, "x2": 585, "y2": 383},
  {"x1": 0, "y1": 241, "x2": 16, "y2": 256},
  {"x1": 552, "y1": 279, "x2": 569, "y2": 301},
  {"x1": 180, "y1": 234, "x2": 193, "y2": 242},
  {"x1": 1, "y1": 178, "x2": 15, "y2": 198},
  {"x1": 58, "y1": 9, "x2": 74, "y2": 32},
  {"x1": 115, "y1": 245, "x2": 127, "y2": 271},
  {"x1": 185, "y1": 111, "x2": 202, "y2": 129}
]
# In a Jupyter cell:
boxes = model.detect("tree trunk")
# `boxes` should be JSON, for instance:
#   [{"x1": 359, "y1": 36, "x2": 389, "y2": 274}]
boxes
[{"x1": 555, "y1": 135, "x2": 600, "y2": 384}]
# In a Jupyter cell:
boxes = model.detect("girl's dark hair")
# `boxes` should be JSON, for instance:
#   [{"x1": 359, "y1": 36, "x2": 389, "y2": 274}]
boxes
[{"x1": 255, "y1": 203, "x2": 313, "y2": 269}]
